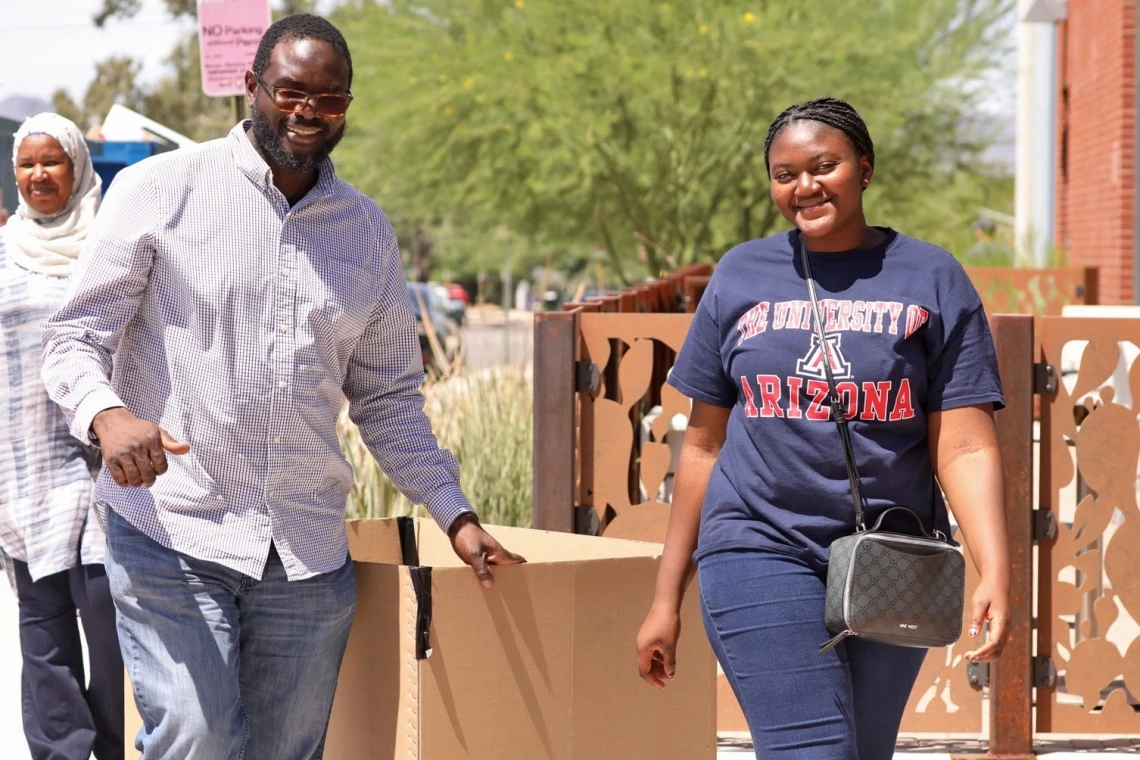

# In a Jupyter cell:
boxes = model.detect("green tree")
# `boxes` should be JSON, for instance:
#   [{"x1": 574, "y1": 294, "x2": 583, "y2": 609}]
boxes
[
  {"x1": 51, "y1": 56, "x2": 146, "y2": 131},
  {"x1": 76, "y1": 0, "x2": 324, "y2": 142},
  {"x1": 143, "y1": 33, "x2": 236, "y2": 142},
  {"x1": 93, "y1": 0, "x2": 194, "y2": 27},
  {"x1": 334, "y1": 0, "x2": 1013, "y2": 279},
  {"x1": 93, "y1": 0, "x2": 320, "y2": 25}
]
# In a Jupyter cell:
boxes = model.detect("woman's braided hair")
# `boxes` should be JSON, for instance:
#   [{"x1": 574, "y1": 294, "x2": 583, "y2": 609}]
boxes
[{"x1": 763, "y1": 97, "x2": 875, "y2": 176}]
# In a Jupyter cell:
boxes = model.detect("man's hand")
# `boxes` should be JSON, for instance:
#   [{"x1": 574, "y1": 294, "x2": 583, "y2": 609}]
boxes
[
  {"x1": 448, "y1": 514, "x2": 526, "y2": 587},
  {"x1": 91, "y1": 407, "x2": 190, "y2": 488}
]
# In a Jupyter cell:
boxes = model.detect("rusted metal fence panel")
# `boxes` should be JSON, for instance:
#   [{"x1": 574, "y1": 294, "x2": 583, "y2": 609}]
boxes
[
  {"x1": 577, "y1": 313, "x2": 693, "y2": 540},
  {"x1": 1036, "y1": 316, "x2": 1140, "y2": 735},
  {"x1": 531, "y1": 263, "x2": 1140, "y2": 746},
  {"x1": 968, "y1": 267, "x2": 1098, "y2": 318}
]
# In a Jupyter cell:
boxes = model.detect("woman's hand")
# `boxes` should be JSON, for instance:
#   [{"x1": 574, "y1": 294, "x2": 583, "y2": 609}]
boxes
[
  {"x1": 637, "y1": 604, "x2": 682, "y2": 689},
  {"x1": 964, "y1": 576, "x2": 1010, "y2": 662},
  {"x1": 928, "y1": 405, "x2": 1011, "y2": 664},
  {"x1": 635, "y1": 401, "x2": 730, "y2": 690}
]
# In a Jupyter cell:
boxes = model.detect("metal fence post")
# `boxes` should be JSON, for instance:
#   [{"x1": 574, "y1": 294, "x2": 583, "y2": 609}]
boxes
[
  {"x1": 532, "y1": 310, "x2": 578, "y2": 533},
  {"x1": 986, "y1": 314, "x2": 1035, "y2": 759}
]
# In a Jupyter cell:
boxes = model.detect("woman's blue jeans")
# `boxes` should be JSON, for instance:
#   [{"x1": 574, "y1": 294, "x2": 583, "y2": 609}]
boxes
[{"x1": 698, "y1": 548, "x2": 927, "y2": 760}]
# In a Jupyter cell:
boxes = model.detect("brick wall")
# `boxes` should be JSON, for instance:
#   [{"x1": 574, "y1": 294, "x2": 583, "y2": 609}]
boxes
[{"x1": 1055, "y1": 0, "x2": 1136, "y2": 304}]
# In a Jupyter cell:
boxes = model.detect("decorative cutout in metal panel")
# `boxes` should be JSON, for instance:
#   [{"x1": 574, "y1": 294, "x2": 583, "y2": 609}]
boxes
[
  {"x1": 579, "y1": 313, "x2": 693, "y2": 542},
  {"x1": 1037, "y1": 317, "x2": 1140, "y2": 733}
]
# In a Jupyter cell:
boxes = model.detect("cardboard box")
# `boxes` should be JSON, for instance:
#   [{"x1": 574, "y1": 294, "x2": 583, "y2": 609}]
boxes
[
  {"x1": 124, "y1": 517, "x2": 716, "y2": 759},
  {"x1": 325, "y1": 517, "x2": 715, "y2": 759}
]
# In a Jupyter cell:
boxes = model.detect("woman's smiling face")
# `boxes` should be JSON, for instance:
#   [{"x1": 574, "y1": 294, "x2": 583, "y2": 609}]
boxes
[
  {"x1": 16, "y1": 134, "x2": 75, "y2": 216},
  {"x1": 767, "y1": 120, "x2": 873, "y2": 246}
]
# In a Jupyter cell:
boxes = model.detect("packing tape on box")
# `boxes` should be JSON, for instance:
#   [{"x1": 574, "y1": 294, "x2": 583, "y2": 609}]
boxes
[{"x1": 397, "y1": 516, "x2": 434, "y2": 659}]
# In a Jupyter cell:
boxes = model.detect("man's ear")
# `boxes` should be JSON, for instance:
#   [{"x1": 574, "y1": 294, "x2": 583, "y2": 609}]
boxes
[{"x1": 244, "y1": 70, "x2": 259, "y2": 111}]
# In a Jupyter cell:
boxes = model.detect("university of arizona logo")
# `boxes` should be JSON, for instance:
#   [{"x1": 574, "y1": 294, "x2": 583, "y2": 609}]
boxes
[{"x1": 796, "y1": 332, "x2": 852, "y2": 380}]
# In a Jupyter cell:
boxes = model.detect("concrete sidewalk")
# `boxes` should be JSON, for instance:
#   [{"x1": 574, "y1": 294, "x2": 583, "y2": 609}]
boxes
[{"x1": 718, "y1": 733, "x2": 1140, "y2": 758}]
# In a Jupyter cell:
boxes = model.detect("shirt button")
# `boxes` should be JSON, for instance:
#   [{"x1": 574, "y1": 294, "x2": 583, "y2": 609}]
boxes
[
  {"x1": 278, "y1": 381, "x2": 287, "y2": 389},
  {"x1": 279, "y1": 324, "x2": 289, "y2": 333},
  {"x1": 273, "y1": 435, "x2": 281, "y2": 444},
  {"x1": 268, "y1": 490, "x2": 276, "y2": 499},
  {"x1": 281, "y1": 268, "x2": 290, "y2": 277}
]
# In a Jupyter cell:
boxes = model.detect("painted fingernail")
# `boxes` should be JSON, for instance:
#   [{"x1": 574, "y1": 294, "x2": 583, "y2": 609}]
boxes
[{"x1": 969, "y1": 627, "x2": 979, "y2": 637}]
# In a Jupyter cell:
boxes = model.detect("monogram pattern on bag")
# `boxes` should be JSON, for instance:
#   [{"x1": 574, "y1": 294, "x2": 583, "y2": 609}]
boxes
[
  {"x1": 825, "y1": 537, "x2": 856, "y2": 632},
  {"x1": 826, "y1": 533, "x2": 965, "y2": 647}
]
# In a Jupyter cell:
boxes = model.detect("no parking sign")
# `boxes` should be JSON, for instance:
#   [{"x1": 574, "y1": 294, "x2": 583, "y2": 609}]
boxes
[{"x1": 198, "y1": 0, "x2": 272, "y2": 97}]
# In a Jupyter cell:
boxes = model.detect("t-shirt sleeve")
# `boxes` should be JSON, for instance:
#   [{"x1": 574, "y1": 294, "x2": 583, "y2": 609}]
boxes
[
  {"x1": 667, "y1": 275, "x2": 737, "y2": 408},
  {"x1": 925, "y1": 271, "x2": 1006, "y2": 412}
]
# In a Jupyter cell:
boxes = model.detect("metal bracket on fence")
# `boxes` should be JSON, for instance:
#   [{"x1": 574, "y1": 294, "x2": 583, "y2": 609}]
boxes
[
  {"x1": 1033, "y1": 362, "x2": 1057, "y2": 395},
  {"x1": 1034, "y1": 656, "x2": 1057, "y2": 688},
  {"x1": 575, "y1": 361, "x2": 601, "y2": 393},
  {"x1": 1033, "y1": 509, "x2": 1058, "y2": 542},
  {"x1": 966, "y1": 660, "x2": 990, "y2": 688},
  {"x1": 575, "y1": 505, "x2": 599, "y2": 536}
]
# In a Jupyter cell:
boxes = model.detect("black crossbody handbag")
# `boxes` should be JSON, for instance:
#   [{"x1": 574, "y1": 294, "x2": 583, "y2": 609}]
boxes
[{"x1": 797, "y1": 241, "x2": 966, "y2": 656}]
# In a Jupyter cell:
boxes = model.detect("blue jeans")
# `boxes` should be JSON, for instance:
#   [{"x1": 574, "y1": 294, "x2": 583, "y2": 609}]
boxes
[
  {"x1": 698, "y1": 549, "x2": 926, "y2": 760},
  {"x1": 103, "y1": 509, "x2": 357, "y2": 760}
]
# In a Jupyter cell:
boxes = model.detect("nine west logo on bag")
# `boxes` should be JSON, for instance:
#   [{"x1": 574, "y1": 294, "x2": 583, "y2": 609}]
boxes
[{"x1": 899, "y1": 623, "x2": 918, "y2": 630}]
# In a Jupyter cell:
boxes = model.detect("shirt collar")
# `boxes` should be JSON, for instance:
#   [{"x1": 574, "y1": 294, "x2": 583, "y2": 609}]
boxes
[{"x1": 228, "y1": 120, "x2": 339, "y2": 202}]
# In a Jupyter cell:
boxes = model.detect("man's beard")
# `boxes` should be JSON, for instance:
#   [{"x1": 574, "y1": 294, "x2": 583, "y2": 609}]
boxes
[{"x1": 251, "y1": 102, "x2": 346, "y2": 173}]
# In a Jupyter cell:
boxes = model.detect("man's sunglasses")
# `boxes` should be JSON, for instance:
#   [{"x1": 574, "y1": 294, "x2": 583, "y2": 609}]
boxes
[{"x1": 254, "y1": 73, "x2": 354, "y2": 118}]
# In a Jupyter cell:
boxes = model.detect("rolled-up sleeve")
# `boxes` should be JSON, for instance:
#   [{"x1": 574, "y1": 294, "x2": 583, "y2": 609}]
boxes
[
  {"x1": 342, "y1": 214, "x2": 475, "y2": 535},
  {"x1": 41, "y1": 166, "x2": 157, "y2": 445}
]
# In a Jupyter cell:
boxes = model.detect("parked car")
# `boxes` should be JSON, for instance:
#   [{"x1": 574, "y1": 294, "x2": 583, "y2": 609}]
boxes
[
  {"x1": 446, "y1": 283, "x2": 470, "y2": 305},
  {"x1": 433, "y1": 284, "x2": 467, "y2": 326}
]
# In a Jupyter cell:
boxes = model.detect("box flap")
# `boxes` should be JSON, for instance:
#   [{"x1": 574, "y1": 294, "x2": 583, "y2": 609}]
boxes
[
  {"x1": 346, "y1": 518, "x2": 406, "y2": 565},
  {"x1": 418, "y1": 554, "x2": 715, "y2": 759},
  {"x1": 419, "y1": 560, "x2": 577, "y2": 758},
  {"x1": 414, "y1": 517, "x2": 664, "y2": 567},
  {"x1": 325, "y1": 563, "x2": 421, "y2": 759},
  {"x1": 568, "y1": 560, "x2": 716, "y2": 758}
]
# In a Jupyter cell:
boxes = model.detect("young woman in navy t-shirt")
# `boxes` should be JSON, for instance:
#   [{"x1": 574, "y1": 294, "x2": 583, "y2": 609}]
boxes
[{"x1": 636, "y1": 98, "x2": 1012, "y2": 759}]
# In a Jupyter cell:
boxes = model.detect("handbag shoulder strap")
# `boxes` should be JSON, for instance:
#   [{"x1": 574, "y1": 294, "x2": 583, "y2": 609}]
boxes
[{"x1": 799, "y1": 238, "x2": 867, "y2": 532}]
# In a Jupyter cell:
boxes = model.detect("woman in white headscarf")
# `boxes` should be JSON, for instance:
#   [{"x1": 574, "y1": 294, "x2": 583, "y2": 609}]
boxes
[{"x1": 0, "y1": 113, "x2": 123, "y2": 760}]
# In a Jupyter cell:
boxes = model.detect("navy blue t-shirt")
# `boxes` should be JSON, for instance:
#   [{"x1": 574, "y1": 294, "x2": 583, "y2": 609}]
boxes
[{"x1": 668, "y1": 228, "x2": 1005, "y2": 567}]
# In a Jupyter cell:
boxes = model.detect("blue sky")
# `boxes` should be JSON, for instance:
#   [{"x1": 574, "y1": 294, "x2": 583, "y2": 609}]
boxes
[{"x1": 0, "y1": 0, "x2": 335, "y2": 103}]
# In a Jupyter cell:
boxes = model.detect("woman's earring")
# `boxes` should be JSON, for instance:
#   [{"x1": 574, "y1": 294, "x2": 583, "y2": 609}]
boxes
[{"x1": 862, "y1": 178, "x2": 869, "y2": 186}]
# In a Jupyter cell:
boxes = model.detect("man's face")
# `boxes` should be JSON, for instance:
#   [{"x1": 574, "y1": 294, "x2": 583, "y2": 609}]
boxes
[{"x1": 247, "y1": 37, "x2": 351, "y2": 173}]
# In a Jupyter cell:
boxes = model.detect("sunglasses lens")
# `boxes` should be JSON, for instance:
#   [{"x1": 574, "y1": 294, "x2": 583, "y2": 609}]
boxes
[
  {"x1": 316, "y1": 95, "x2": 352, "y2": 117},
  {"x1": 273, "y1": 90, "x2": 309, "y2": 112},
  {"x1": 267, "y1": 84, "x2": 351, "y2": 117}
]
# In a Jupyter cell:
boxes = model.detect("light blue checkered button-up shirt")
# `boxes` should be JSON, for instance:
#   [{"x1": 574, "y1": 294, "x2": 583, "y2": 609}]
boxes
[{"x1": 41, "y1": 122, "x2": 474, "y2": 581}]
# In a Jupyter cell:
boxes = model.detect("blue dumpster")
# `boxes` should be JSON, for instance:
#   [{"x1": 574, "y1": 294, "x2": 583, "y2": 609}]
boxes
[{"x1": 87, "y1": 140, "x2": 164, "y2": 192}]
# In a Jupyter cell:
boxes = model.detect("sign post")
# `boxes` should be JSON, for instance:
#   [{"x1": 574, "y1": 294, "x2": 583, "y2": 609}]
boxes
[{"x1": 197, "y1": 0, "x2": 272, "y2": 117}]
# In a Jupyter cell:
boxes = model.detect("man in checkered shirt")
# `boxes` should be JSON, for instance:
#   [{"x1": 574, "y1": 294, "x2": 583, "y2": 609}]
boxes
[{"x1": 41, "y1": 14, "x2": 523, "y2": 760}]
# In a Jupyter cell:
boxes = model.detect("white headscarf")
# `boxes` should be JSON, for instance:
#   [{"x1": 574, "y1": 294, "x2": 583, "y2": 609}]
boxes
[{"x1": 6, "y1": 112, "x2": 102, "y2": 277}]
